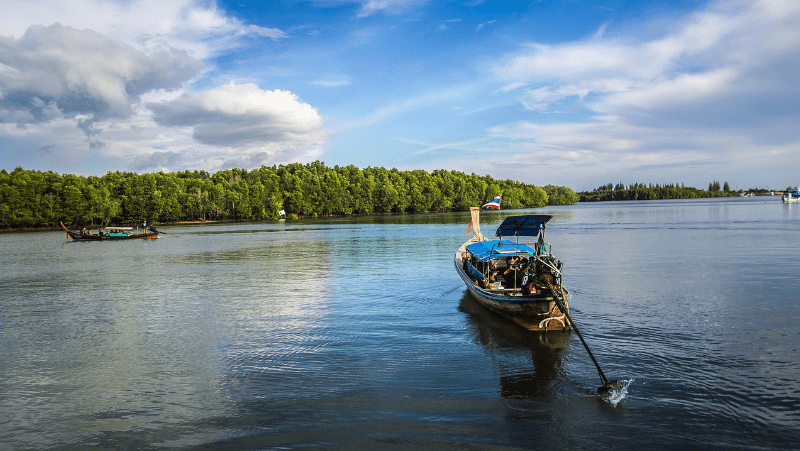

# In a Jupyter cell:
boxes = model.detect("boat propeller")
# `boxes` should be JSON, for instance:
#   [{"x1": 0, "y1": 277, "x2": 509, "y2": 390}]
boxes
[{"x1": 546, "y1": 283, "x2": 620, "y2": 396}]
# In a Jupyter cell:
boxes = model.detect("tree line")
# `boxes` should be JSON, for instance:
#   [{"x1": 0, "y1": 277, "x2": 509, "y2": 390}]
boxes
[
  {"x1": 578, "y1": 181, "x2": 740, "y2": 202},
  {"x1": 0, "y1": 163, "x2": 578, "y2": 229}
]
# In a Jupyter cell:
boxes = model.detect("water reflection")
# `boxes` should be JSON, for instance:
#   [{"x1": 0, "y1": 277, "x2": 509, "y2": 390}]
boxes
[{"x1": 458, "y1": 293, "x2": 570, "y2": 399}]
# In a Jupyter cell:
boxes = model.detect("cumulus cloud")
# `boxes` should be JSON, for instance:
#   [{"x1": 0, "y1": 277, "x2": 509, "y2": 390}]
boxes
[
  {"x1": 148, "y1": 82, "x2": 328, "y2": 163},
  {"x1": 0, "y1": 23, "x2": 203, "y2": 134},
  {"x1": 0, "y1": 3, "x2": 308, "y2": 173}
]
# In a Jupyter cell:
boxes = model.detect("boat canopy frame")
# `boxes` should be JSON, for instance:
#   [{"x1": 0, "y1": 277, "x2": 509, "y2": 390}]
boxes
[
  {"x1": 495, "y1": 215, "x2": 553, "y2": 239},
  {"x1": 464, "y1": 214, "x2": 557, "y2": 264}
]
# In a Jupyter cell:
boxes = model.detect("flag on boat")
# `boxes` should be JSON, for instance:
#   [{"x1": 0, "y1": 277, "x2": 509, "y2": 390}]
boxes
[{"x1": 482, "y1": 195, "x2": 501, "y2": 210}]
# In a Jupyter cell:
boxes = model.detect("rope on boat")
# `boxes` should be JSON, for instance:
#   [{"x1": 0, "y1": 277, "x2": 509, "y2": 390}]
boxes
[
  {"x1": 539, "y1": 316, "x2": 566, "y2": 330},
  {"x1": 535, "y1": 254, "x2": 561, "y2": 276},
  {"x1": 540, "y1": 286, "x2": 569, "y2": 330}
]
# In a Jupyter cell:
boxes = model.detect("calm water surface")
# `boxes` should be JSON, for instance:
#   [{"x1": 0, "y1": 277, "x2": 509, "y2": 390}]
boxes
[{"x1": 2, "y1": 197, "x2": 799, "y2": 450}]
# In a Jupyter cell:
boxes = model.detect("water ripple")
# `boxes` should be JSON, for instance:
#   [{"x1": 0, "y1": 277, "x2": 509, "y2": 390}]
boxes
[{"x1": 2, "y1": 200, "x2": 800, "y2": 450}]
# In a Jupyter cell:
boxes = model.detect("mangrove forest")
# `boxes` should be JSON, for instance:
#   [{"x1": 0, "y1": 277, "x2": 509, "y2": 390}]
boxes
[
  {"x1": 578, "y1": 181, "x2": 742, "y2": 202},
  {"x1": 0, "y1": 162, "x2": 578, "y2": 229}
]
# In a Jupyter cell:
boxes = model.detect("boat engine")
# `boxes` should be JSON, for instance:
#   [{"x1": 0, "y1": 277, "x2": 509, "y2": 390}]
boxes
[{"x1": 520, "y1": 257, "x2": 563, "y2": 295}]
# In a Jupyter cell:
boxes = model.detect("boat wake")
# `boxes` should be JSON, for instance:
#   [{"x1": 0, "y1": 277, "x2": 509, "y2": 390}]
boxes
[{"x1": 601, "y1": 379, "x2": 633, "y2": 407}]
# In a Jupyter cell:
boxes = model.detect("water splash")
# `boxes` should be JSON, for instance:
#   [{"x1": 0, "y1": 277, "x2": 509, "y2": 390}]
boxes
[{"x1": 602, "y1": 379, "x2": 633, "y2": 407}]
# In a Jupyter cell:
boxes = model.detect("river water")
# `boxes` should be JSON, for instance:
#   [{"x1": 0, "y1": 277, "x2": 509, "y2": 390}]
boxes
[{"x1": 1, "y1": 197, "x2": 799, "y2": 450}]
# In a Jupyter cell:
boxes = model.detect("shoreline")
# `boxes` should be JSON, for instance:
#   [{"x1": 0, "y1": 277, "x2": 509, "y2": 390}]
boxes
[
  {"x1": 3, "y1": 195, "x2": 780, "y2": 233},
  {"x1": 0, "y1": 210, "x2": 453, "y2": 233}
]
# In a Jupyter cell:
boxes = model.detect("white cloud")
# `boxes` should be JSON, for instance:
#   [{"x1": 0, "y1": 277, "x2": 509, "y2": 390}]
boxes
[
  {"x1": 0, "y1": 0, "x2": 285, "y2": 58},
  {"x1": 342, "y1": 83, "x2": 475, "y2": 130},
  {"x1": 0, "y1": 23, "x2": 203, "y2": 131},
  {"x1": 495, "y1": 0, "x2": 800, "y2": 115},
  {"x1": 476, "y1": 20, "x2": 496, "y2": 31},
  {"x1": 132, "y1": 150, "x2": 183, "y2": 172},
  {"x1": 356, "y1": 0, "x2": 431, "y2": 18},
  {"x1": 297, "y1": 0, "x2": 429, "y2": 18},
  {"x1": 480, "y1": 0, "x2": 800, "y2": 188},
  {"x1": 0, "y1": 2, "x2": 326, "y2": 174},
  {"x1": 247, "y1": 25, "x2": 287, "y2": 40},
  {"x1": 595, "y1": 69, "x2": 738, "y2": 116},
  {"x1": 311, "y1": 75, "x2": 353, "y2": 87},
  {"x1": 148, "y1": 82, "x2": 329, "y2": 166}
]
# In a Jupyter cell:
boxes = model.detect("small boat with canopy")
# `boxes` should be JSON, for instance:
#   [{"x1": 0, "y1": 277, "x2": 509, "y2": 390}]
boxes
[
  {"x1": 455, "y1": 207, "x2": 623, "y2": 395},
  {"x1": 61, "y1": 221, "x2": 159, "y2": 241},
  {"x1": 454, "y1": 207, "x2": 570, "y2": 331}
]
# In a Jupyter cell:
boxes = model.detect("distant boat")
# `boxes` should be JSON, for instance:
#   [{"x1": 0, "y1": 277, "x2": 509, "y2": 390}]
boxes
[
  {"x1": 783, "y1": 187, "x2": 799, "y2": 203},
  {"x1": 61, "y1": 222, "x2": 159, "y2": 241},
  {"x1": 455, "y1": 208, "x2": 571, "y2": 331}
]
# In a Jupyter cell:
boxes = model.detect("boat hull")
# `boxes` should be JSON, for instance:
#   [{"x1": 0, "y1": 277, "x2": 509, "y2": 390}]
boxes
[
  {"x1": 65, "y1": 232, "x2": 159, "y2": 241},
  {"x1": 454, "y1": 250, "x2": 570, "y2": 331}
]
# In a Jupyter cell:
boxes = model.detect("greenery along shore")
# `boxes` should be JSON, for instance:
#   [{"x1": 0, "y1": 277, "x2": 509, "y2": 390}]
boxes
[
  {"x1": 0, "y1": 163, "x2": 579, "y2": 229},
  {"x1": 578, "y1": 181, "x2": 746, "y2": 202}
]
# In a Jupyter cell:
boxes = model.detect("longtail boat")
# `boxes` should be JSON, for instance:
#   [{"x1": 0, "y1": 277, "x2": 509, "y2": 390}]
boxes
[
  {"x1": 456, "y1": 208, "x2": 624, "y2": 395},
  {"x1": 61, "y1": 221, "x2": 159, "y2": 241},
  {"x1": 455, "y1": 207, "x2": 570, "y2": 331}
]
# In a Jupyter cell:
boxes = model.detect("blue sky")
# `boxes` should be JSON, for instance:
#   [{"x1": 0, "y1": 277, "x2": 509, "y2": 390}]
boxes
[{"x1": 1, "y1": 0, "x2": 799, "y2": 191}]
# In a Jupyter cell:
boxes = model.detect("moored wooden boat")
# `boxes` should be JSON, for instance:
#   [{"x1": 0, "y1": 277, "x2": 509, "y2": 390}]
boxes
[
  {"x1": 61, "y1": 221, "x2": 159, "y2": 241},
  {"x1": 455, "y1": 208, "x2": 570, "y2": 331}
]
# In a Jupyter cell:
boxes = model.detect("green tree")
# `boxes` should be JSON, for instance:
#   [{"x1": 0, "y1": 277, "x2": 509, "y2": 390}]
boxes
[
  {"x1": 372, "y1": 168, "x2": 399, "y2": 213},
  {"x1": 60, "y1": 175, "x2": 88, "y2": 225}
]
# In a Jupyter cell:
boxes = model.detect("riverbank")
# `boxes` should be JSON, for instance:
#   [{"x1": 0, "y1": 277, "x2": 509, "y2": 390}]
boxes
[{"x1": 0, "y1": 210, "x2": 459, "y2": 233}]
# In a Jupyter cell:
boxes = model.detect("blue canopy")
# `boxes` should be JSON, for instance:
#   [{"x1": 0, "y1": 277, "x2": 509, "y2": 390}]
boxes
[
  {"x1": 466, "y1": 240, "x2": 536, "y2": 262},
  {"x1": 495, "y1": 215, "x2": 552, "y2": 238}
]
